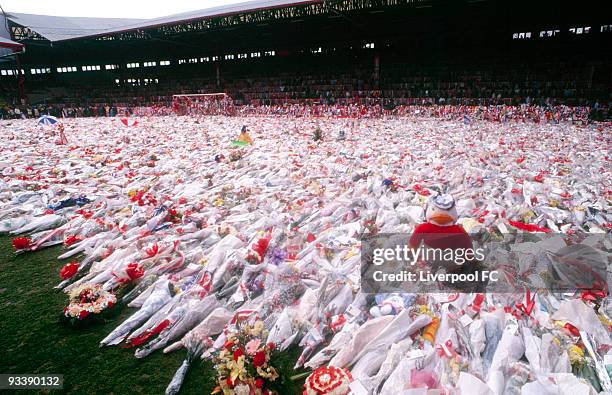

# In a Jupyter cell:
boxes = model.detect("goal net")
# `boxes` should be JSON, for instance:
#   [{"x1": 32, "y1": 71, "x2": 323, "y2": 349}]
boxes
[{"x1": 172, "y1": 93, "x2": 236, "y2": 116}]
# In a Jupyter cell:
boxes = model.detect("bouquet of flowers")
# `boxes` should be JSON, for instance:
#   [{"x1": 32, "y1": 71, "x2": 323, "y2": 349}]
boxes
[
  {"x1": 212, "y1": 318, "x2": 279, "y2": 395},
  {"x1": 165, "y1": 330, "x2": 213, "y2": 395},
  {"x1": 63, "y1": 283, "x2": 116, "y2": 323}
]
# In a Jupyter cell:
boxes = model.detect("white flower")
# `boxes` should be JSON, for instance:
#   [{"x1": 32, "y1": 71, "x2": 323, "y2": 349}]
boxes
[{"x1": 234, "y1": 384, "x2": 250, "y2": 395}]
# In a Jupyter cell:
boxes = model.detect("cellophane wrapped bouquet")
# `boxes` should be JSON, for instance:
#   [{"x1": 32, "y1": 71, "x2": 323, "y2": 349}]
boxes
[{"x1": 212, "y1": 317, "x2": 280, "y2": 395}]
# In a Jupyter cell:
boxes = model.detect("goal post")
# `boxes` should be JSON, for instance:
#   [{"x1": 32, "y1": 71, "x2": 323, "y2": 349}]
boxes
[{"x1": 171, "y1": 93, "x2": 236, "y2": 116}]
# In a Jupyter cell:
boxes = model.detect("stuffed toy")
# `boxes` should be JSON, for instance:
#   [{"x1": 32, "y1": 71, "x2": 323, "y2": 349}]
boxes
[
  {"x1": 409, "y1": 194, "x2": 472, "y2": 246},
  {"x1": 369, "y1": 293, "x2": 415, "y2": 317},
  {"x1": 408, "y1": 194, "x2": 473, "y2": 272}
]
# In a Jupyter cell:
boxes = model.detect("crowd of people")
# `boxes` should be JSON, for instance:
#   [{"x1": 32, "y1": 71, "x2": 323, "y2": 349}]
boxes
[
  {"x1": 0, "y1": 98, "x2": 603, "y2": 125},
  {"x1": 236, "y1": 102, "x2": 597, "y2": 123},
  {"x1": 1, "y1": 60, "x2": 609, "y2": 122},
  {"x1": 0, "y1": 102, "x2": 124, "y2": 119}
]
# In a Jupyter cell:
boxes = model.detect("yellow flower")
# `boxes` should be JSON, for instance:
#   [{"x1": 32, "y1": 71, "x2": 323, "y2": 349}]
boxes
[
  {"x1": 567, "y1": 345, "x2": 584, "y2": 365},
  {"x1": 520, "y1": 209, "x2": 536, "y2": 221},
  {"x1": 227, "y1": 356, "x2": 246, "y2": 383},
  {"x1": 256, "y1": 366, "x2": 279, "y2": 381},
  {"x1": 343, "y1": 245, "x2": 359, "y2": 260},
  {"x1": 214, "y1": 198, "x2": 224, "y2": 207},
  {"x1": 417, "y1": 305, "x2": 432, "y2": 316},
  {"x1": 251, "y1": 320, "x2": 264, "y2": 337}
]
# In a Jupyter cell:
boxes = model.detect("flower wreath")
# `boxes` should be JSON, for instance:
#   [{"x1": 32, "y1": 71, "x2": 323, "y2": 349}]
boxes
[
  {"x1": 64, "y1": 283, "x2": 116, "y2": 320},
  {"x1": 304, "y1": 366, "x2": 352, "y2": 395}
]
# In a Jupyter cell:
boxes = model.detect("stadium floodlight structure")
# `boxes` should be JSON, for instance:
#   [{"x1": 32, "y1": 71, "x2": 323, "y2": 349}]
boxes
[{"x1": 172, "y1": 93, "x2": 236, "y2": 116}]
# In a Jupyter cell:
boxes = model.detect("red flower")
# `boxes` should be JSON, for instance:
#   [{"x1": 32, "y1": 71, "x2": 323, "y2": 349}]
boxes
[
  {"x1": 130, "y1": 190, "x2": 144, "y2": 203},
  {"x1": 224, "y1": 340, "x2": 234, "y2": 350},
  {"x1": 255, "y1": 378, "x2": 264, "y2": 389},
  {"x1": 75, "y1": 209, "x2": 93, "y2": 219},
  {"x1": 267, "y1": 342, "x2": 276, "y2": 351},
  {"x1": 125, "y1": 263, "x2": 144, "y2": 280},
  {"x1": 225, "y1": 377, "x2": 234, "y2": 388},
  {"x1": 178, "y1": 197, "x2": 187, "y2": 204},
  {"x1": 64, "y1": 234, "x2": 83, "y2": 246},
  {"x1": 306, "y1": 233, "x2": 316, "y2": 243},
  {"x1": 252, "y1": 238, "x2": 270, "y2": 257},
  {"x1": 253, "y1": 351, "x2": 266, "y2": 367},
  {"x1": 246, "y1": 251, "x2": 261, "y2": 265},
  {"x1": 59, "y1": 261, "x2": 79, "y2": 279},
  {"x1": 564, "y1": 323, "x2": 580, "y2": 337},
  {"x1": 145, "y1": 243, "x2": 159, "y2": 257},
  {"x1": 79, "y1": 290, "x2": 94, "y2": 303},
  {"x1": 233, "y1": 348, "x2": 244, "y2": 361},
  {"x1": 12, "y1": 237, "x2": 32, "y2": 250},
  {"x1": 508, "y1": 220, "x2": 550, "y2": 233},
  {"x1": 78, "y1": 310, "x2": 89, "y2": 319}
]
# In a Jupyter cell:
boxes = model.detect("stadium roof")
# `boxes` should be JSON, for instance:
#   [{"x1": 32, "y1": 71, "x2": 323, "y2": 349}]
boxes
[
  {"x1": 89, "y1": 0, "x2": 320, "y2": 35},
  {"x1": 6, "y1": 12, "x2": 143, "y2": 42},
  {"x1": 6, "y1": 0, "x2": 320, "y2": 42},
  {"x1": 0, "y1": 36, "x2": 23, "y2": 50}
]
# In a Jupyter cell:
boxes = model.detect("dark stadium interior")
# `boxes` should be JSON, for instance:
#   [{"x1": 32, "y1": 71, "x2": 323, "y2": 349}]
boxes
[{"x1": 1, "y1": 0, "x2": 610, "y2": 115}]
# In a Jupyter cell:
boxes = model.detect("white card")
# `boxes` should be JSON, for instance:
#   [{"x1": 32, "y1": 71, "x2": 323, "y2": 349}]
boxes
[
  {"x1": 408, "y1": 349, "x2": 425, "y2": 359},
  {"x1": 459, "y1": 314, "x2": 473, "y2": 327}
]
